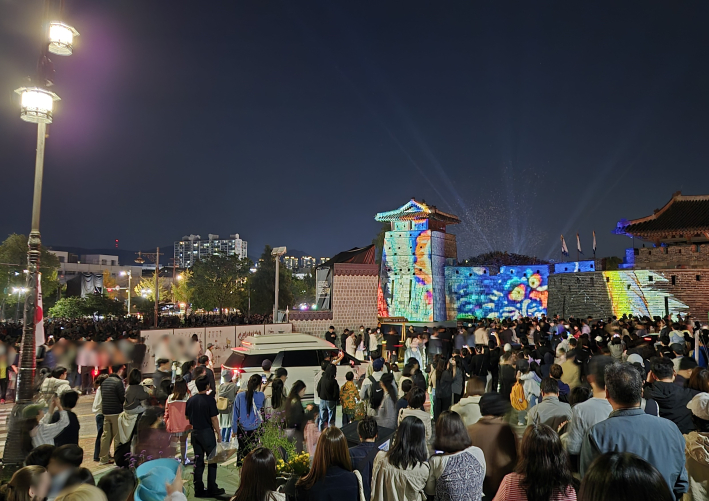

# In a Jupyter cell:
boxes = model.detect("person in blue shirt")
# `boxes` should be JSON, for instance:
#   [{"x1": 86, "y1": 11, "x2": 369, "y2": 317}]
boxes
[{"x1": 232, "y1": 373, "x2": 265, "y2": 460}]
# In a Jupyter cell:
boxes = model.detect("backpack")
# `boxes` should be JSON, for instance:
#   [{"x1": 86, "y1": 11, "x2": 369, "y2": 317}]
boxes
[
  {"x1": 510, "y1": 381, "x2": 528, "y2": 411},
  {"x1": 367, "y1": 375, "x2": 384, "y2": 410}
]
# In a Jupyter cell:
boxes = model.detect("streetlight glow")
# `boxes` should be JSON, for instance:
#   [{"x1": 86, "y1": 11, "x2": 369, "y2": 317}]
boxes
[
  {"x1": 48, "y1": 22, "x2": 79, "y2": 56},
  {"x1": 15, "y1": 87, "x2": 61, "y2": 124}
]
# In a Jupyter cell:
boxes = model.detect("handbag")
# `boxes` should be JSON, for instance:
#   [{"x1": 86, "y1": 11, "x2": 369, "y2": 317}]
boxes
[{"x1": 216, "y1": 396, "x2": 228, "y2": 411}]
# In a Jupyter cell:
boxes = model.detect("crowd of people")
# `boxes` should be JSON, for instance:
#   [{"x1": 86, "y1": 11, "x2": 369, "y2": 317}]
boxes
[{"x1": 3, "y1": 312, "x2": 709, "y2": 501}]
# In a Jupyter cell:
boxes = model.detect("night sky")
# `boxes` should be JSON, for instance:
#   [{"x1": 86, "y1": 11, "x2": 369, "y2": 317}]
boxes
[{"x1": 1, "y1": 1, "x2": 709, "y2": 262}]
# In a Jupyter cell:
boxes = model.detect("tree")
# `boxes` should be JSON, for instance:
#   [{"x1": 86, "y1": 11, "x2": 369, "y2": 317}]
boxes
[
  {"x1": 0, "y1": 233, "x2": 61, "y2": 319},
  {"x1": 172, "y1": 269, "x2": 193, "y2": 304},
  {"x1": 249, "y1": 245, "x2": 294, "y2": 315},
  {"x1": 48, "y1": 297, "x2": 85, "y2": 318},
  {"x1": 290, "y1": 272, "x2": 316, "y2": 306},
  {"x1": 134, "y1": 272, "x2": 171, "y2": 303},
  {"x1": 103, "y1": 269, "x2": 119, "y2": 299},
  {"x1": 48, "y1": 294, "x2": 125, "y2": 318},
  {"x1": 190, "y1": 255, "x2": 251, "y2": 312},
  {"x1": 372, "y1": 222, "x2": 389, "y2": 264}
]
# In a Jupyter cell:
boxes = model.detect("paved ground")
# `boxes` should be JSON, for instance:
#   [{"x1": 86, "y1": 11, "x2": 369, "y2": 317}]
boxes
[
  {"x1": 0, "y1": 395, "x2": 528, "y2": 500},
  {"x1": 0, "y1": 396, "x2": 241, "y2": 500}
]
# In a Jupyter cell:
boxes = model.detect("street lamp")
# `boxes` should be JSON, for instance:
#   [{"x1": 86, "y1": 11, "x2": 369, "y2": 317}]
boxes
[
  {"x1": 48, "y1": 22, "x2": 79, "y2": 56},
  {"x1": 15, "y1": 87, "x2": 60, "y2": 124},
  {"x1": 5, "y1": 0, "x2": 79, "y2": 468},
  {"x1": 120, "y1": 270, "x2": 132, "y2": 315},
  {"x1": 271, "y1": 246, "x2": 287, "y2": 323}
]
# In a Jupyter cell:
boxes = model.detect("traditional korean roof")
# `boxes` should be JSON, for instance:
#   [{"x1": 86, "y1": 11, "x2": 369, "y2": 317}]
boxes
[
  {"x1": 374, "y1": 199, "x2": 460, "y2": 224},
  {"x1": 614, "y1": 192, "x2": 709, "y2": 243},
  {"x1": 319, "y1": 245, "x2": 375, "y2": 267}
]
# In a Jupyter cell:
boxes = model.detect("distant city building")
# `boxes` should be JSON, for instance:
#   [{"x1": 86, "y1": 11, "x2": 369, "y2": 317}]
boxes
[
  {"x1": 283, "y1": 256, "x2": 299, "y2": 270},
  {"x1": 48, "y1": 250, "x2": 142, "y2": 285},
  {"x1": 174, "y1": 233, "x2": 248, "y2": 268},
  {"x1": 301, "y1": 256, "x2": 316, "y2": 269},
  {"x1": 318, "y1": 257, "x2": 330, "y2": 265}
]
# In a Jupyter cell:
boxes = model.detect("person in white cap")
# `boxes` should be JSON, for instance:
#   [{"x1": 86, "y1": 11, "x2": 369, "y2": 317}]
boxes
[{"x1": 685, "y1": 392, "x2": 709, "y2": 500}]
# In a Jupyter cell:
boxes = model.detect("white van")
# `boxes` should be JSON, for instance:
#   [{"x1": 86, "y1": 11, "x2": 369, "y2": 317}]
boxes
[{"x1": 221, "y1": 333, "x2": 369, "y2": 398}]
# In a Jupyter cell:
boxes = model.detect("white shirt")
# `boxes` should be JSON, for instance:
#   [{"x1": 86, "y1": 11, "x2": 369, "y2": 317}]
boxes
[
  {"x1": 31, "y1": 410, "x2": 69, "y2": 448},
  {"x1": 92, "y1": 388, "x2": 103, "y2": 415}
]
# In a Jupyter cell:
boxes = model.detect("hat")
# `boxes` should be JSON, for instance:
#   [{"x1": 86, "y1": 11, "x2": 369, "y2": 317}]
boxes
[
  {"x1": 688, "y1": 393, "x2": 709, "y2": 421},
  {"x1": 207, "y1": 343, "x2": 214, "y2": 349},
  {"x1": 595, "y1": 336, "x2": 603, "y2": 343},
  {"x1": 22, "y1": 404, "x2": 43, "y2": 420},
  {"x1": 261, "y1": 360, "x2": 272, "y2": 371},
  {"x1": 134, "y1": 459, "x2": 181, "y2": 501},
  {"x1": 480, "y1": 393, "x2": 511, "y2": 417},
  {"x1": 671, "y1": 343, "x2": 685, "y2": 354},
  {"x1": 627, "y1": 353, "x2": 644, "y2": 367},
  {"x1": 503, "y1": 343, "x2": 512, "y2": 352},
  {"x1": 372, "y1": 358, "x2": 384, "y2": 371},
  {"x1": 141, "y1": 378, "x2": 154, "y2": 387}
]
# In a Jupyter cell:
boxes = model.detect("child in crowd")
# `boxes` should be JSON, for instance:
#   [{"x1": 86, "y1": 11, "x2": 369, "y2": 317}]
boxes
[
  {"x1": 340, "y1": 371, "x2": 359, "y2": 426},
  {"x1": 52, "y1": 391, "x2": 80, "y2": 447},
  {"x1": 164, "y1": 376, "x2": 192, "y2": 464},
  {"x1": 303, "y1": 405, "x2": 321, "y2": 457}
]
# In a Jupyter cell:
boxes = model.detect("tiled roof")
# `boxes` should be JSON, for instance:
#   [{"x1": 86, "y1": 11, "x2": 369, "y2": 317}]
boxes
[
  {"x1": 375, "y1": 199, "x2": 460, "y2": 224},
  {"x1": 319, "y1": 245, "x2": 375, "y2": 267},
  {"x1": 615, "y1": 192, "x2": 709, "y2": 239}
]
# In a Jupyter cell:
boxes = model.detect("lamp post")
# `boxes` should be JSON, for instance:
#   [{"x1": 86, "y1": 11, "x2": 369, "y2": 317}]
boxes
[
  {"x1": 120, "y1": 270, "x2": 132, "y2": 315},
  {"x1": 271, "y1": 247, "x2": 287, "y2": 323},
  {"x1": 5, "y1": 0, "x2": 79, "y2": 468}
]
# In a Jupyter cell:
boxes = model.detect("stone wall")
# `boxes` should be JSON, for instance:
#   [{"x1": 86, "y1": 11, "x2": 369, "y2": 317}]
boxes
[
  {"x1": 547, "y1": 269, "x2": 709, "y2": 320},
  {"x1": 634, "y1": 244, "x2": 709, "y2": 269},
  {"x1": 291, "y1": 264, "x2": 379, "y2": 337}
]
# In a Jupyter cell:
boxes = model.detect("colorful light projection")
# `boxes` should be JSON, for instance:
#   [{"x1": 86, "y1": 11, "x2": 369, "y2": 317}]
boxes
[
  {"x1": 445, "y1": 266, "x2": 550, "y2": 319},
  {"x1": 378, "y1": 230, "x2": 436, "y2": 322},
  {"x1": 602, "y1": 270, "x2": 689, "y2": 318}
]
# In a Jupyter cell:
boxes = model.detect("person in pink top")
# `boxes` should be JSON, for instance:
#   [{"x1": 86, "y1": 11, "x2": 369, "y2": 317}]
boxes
[
  {"x1": 493, "y1": 424, "x2": 576, "y2": 501},
  {"x1": 164, "y1": 376, "x2": 192, "y2": 464}
]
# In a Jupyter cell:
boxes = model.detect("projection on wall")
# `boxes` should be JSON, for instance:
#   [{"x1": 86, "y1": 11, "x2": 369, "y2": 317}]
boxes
[
  {"x1": 602, "y1": 270, "x2": 690, "y2": 318},
  {"x1": 445, "y1": 266, "x2": 550, "y2": 320}
]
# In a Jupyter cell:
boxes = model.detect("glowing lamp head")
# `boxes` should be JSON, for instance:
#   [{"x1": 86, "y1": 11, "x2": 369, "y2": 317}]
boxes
[
  {"x1": 15, "y1": 87, "x2": 60, "y2": 124},
  {"x1": 48, "y1": 22, "x2": 79, "y2": 56}
]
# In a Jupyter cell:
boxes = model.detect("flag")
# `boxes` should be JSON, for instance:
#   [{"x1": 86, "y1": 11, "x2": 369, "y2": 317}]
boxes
[
  {"x1": 560, "y1": 235, "x2": 569, "y2": 257},
  {"x1": 577, "y1": 233, "x2": 583, "y2": 255},
  {"x1": 593, "y1": 230, "x2": 597, "y2": 254},
  {"x1": 35, "y1": 273, "x2": 45, "y2": 349}
]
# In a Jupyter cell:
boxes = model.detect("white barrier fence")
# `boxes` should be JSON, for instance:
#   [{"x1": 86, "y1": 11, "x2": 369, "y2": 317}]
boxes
[{"x1": 140, "y1": 323, "x2": 293, "y2": 374}]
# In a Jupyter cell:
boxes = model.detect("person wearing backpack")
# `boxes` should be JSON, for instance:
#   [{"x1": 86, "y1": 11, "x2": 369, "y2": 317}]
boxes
[{"x1": 360, "y1": 358, "x2": 386, "y2": 413}]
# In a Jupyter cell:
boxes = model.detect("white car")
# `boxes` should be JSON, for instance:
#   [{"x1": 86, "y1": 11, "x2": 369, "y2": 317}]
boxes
[{"x1": 221, "y1": 333, "x2": 369, "y2": 398}]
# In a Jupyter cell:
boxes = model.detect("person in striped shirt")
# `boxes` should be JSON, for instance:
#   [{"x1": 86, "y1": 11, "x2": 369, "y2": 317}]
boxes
[{"x1": 23, "y1": 396, "x2": 70, "y2": 450}]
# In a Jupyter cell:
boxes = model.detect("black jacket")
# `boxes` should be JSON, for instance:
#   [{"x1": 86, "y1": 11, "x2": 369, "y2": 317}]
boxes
[
  {"x1": 411, "y1": 370, "x2": 427, "y2": 392},
  {"x1": 101, "y1": 374, "x2": 125, "y2": 415},
  {"x1": 644, "y1": 381, "x2": 699, "y2": 434},
  {"x1": 317, "y1": 376, "x2": 340, "y2": 402}
]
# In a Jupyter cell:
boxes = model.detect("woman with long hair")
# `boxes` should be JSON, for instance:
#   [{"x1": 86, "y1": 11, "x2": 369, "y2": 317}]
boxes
[
  {"x1": 271, "y1": 379, "x2": 286, "y2": 416},
  {"x1": 233, "y1": 374, "x2": 265, "y2": 458},
  {"x1": 231, "y1": 447, "x2": 285, "y2": 501},
  {"x1": 164, "y1": 375, "x2": 192, "y2": 464},
  {"x1": 295, "y1": 427, "x2": 364, "y2": 500},
  {"x1": 376, "y1": 373, "x2": 398, "y2": 430},
  {"x1": 426, "y1": 411, "x2": 485, "y2": 501},
  {"x1": 578, "y1": 452, "x2": 671, "y2": 501},
  {"x1": 285, "y1": 380, "x2": 307, "y2": 453},
  {"x1": 493, "y1": 424, "x2": 575, "y2": 501},
  {"x1": 371, "y1": 416, "x2": 430, "y2": 501},
  {"x1": 0, "y1": 465, "x2": 51, "y2": 501}
]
